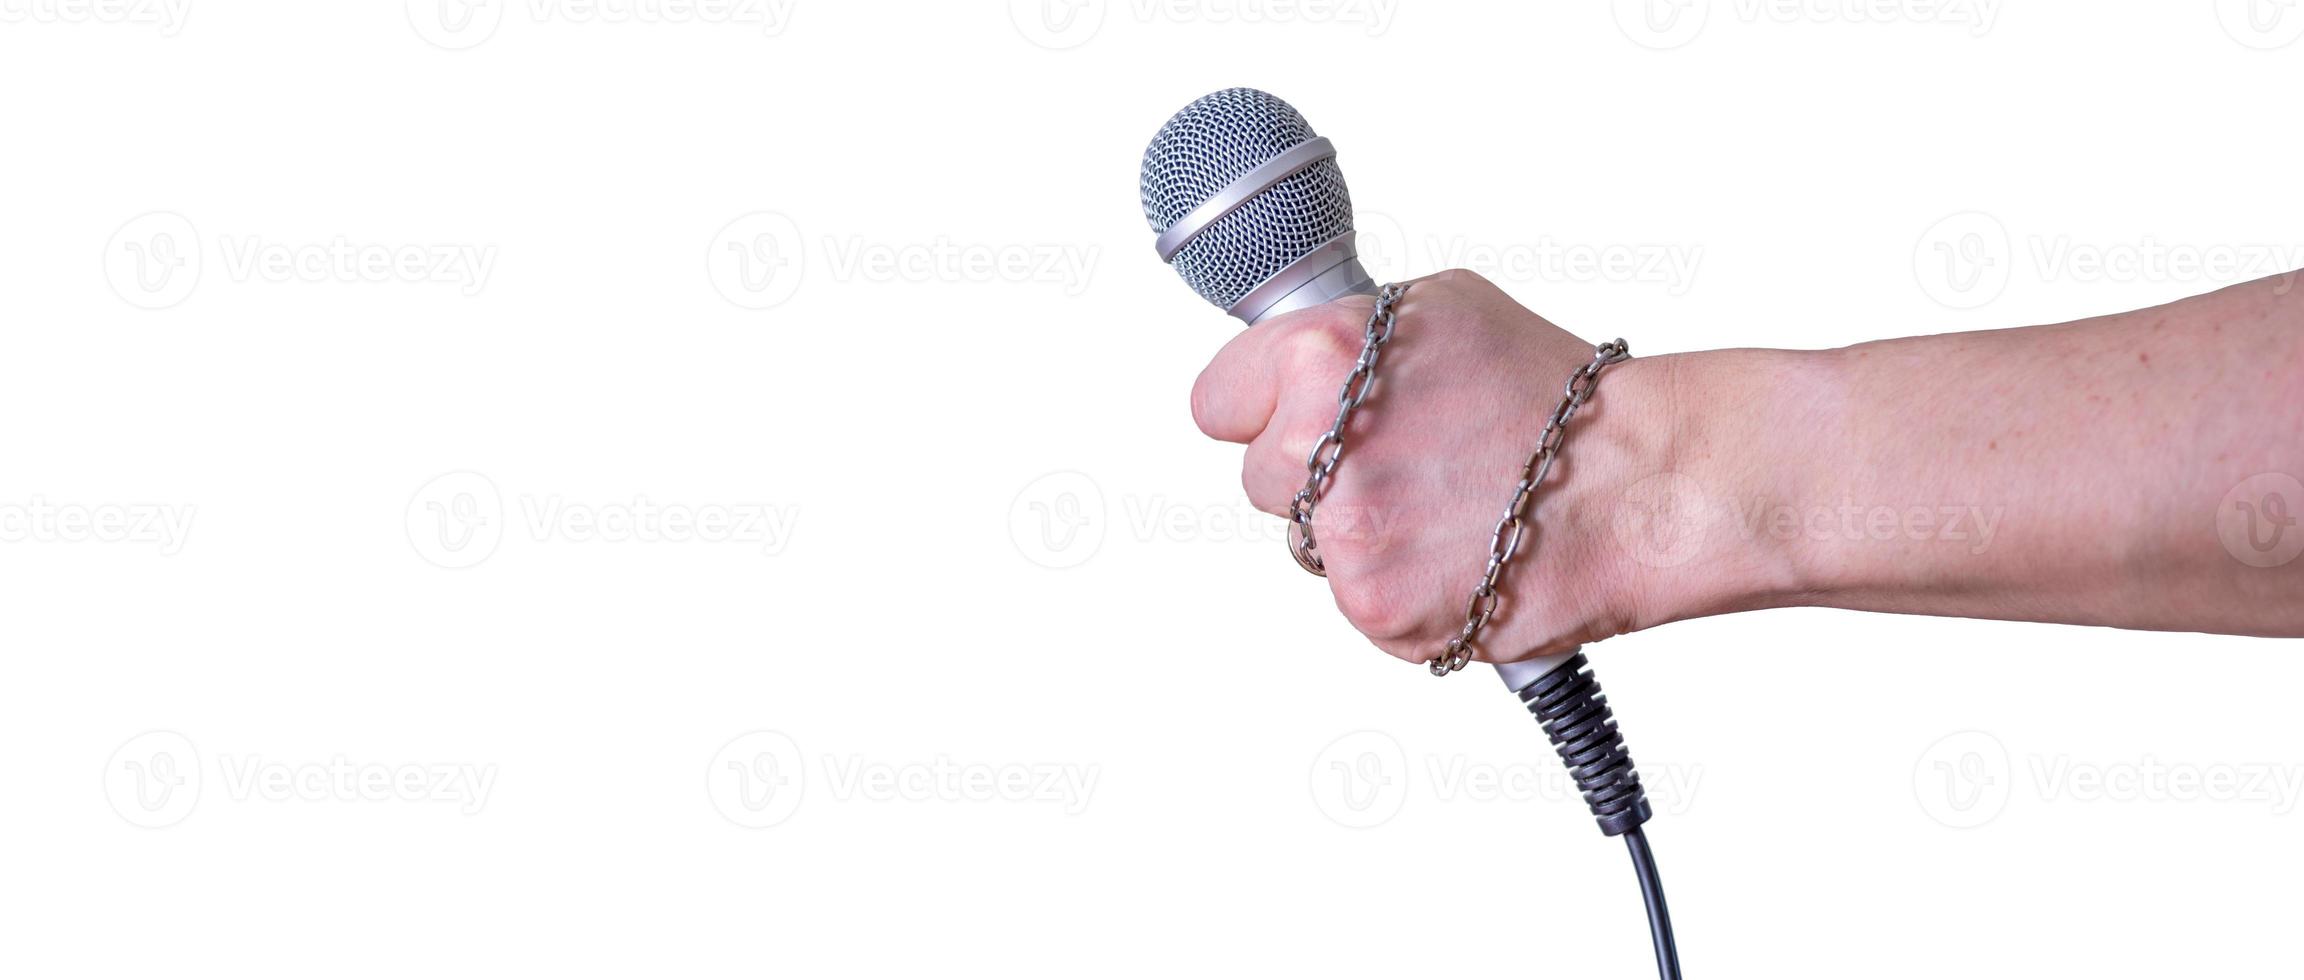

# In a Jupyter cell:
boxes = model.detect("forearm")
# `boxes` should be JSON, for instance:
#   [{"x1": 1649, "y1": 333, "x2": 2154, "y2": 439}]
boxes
[{"x1": 1647, "y1": 273, "x2": 2304, "y2": 636}]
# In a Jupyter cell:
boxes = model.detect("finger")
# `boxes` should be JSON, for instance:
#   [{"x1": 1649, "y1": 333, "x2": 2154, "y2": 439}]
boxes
[
  {"x1": 1240, "y1": 393, "x2": 1329, "y2": 516},
  {"x1": 1188, "y1": 296, "x2": 1370, "y2": 444},
  {"x1": 1188, "y1": 315, "x2": 1292, "y2": 444}
]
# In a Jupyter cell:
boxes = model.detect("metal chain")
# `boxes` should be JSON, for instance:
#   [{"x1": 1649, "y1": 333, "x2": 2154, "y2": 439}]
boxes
[
  {"x1": 1428, "y1": 339, "x2": 1631, "y2": 676},
  {"x1": 1286, "y1": 282, "x2": 1409, "y2": 576}
]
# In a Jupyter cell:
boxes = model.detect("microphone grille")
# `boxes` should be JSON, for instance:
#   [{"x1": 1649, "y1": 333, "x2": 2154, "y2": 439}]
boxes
[{"x1": 1139, "y1": 88, "x2": 1355, "y2": 311}]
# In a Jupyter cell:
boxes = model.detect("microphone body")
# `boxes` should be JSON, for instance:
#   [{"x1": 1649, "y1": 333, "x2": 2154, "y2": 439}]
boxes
[
  {"x1": 1140, "y1": 86, "x2": 1678, "y2": 977},
  {"x1": 1140, "y1": 87, "x2": 1588, "y2": 697}
]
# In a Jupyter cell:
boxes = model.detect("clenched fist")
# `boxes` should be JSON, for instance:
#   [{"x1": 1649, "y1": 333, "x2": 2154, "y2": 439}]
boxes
[{"x1": 1189, "y1": 270, "x2": 1766, "y2": 665}]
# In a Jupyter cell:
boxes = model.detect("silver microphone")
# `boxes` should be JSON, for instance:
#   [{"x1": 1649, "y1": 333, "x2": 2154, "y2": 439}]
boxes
[
  {"x1": 1139, "y1": 89, "x2": 1680, "y2": 977},
  {"x1": 1139, "y1": 87, "x2": 1375, "y2": 324},
  {"x1": 1138, "y1": 87, "x2": 1583, "y2": 686}
]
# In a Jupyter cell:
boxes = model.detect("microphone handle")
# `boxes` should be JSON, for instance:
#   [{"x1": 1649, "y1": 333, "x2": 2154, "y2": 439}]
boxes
[{"x1": 1228, "y1": 237, "x2": 1374, "y2": 324}]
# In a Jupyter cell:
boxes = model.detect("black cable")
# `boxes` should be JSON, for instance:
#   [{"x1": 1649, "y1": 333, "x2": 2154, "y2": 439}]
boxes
[
  {"x1": 1624, "y1": 825, "x2": 1682, "y2": 980},
  {"x1": 1510, "y1": 652, "x2": 1683, "y2": 977}
]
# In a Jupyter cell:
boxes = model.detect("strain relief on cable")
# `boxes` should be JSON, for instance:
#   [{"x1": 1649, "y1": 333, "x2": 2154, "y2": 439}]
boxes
[{"x1": 1511, "y1": 652, "x2": 1653, "y2": 836}]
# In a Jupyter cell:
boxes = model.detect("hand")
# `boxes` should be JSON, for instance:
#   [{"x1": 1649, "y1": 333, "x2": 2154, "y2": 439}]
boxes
[{"x1": 1190, "y1": 269, "x2": 1721, "y2": 665}]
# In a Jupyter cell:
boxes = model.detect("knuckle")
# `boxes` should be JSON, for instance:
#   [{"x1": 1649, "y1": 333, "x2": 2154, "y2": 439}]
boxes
[
  {"x1": 1433, "y1": 267, "x2": 1487, "y2": 288},
  {"x1": 1423, "y1": 267, "x2": 1500, "y2": 304},
  {"x1": 1275, "y1": 412, "x2": 1324, "y2": 470},
  {"x1": 1370, "y1": 636, "x2": 1428, "y2": 665},
  {"x1": 1242, "y1": 457, "x2": 1292, "y2": 517},
  {"x1": 1331, "y1": 572, "x2": 1417, "y2": 642},
  {"x1": 1279, "y1": 309, "x2": 1360, "y2": 374},
  {"x1": 1188, "y1": 369, "x2": 1224, "y2": 438}
]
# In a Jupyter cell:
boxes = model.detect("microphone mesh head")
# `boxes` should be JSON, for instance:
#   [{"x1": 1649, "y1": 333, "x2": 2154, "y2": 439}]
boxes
[{"x1": 1139, "y1": 88, "x2": 1355, "y2": 310}]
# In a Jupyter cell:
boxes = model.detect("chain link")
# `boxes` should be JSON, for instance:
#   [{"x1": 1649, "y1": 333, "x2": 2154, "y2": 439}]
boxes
[
  {"x1": 1428, "y1": 339, "x2": 1631, "y2": 676},
  {"x1": 1286, "y1": 282, "x2": 1409, "y2": 576}
]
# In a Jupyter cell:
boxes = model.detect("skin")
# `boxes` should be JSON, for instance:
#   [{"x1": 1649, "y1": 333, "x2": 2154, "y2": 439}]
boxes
[{"x1": 1190, "y1": 269, "x2": 2304, "y2": 665}]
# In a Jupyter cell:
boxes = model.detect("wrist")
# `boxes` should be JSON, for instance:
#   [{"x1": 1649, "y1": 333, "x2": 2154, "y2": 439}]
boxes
[{"x1": 1583, "y1": 346, "x2": 1836, "y2": 631}]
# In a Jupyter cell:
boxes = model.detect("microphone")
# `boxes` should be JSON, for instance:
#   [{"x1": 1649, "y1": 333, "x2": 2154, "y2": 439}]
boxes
[
  {"x1": 1138, "y1": 87, "x2": 1375, "y2": 324},
  {"x1": 1140, "y1": 87, "x2": 1682, "y2": 979},
  {"x1": 1140, "y1": 87, "x2": 1595, "y2": 692}
]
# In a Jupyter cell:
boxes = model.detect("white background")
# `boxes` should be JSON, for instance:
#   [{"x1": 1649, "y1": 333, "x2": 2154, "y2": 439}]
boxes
[{"x1": 4, "y1": 1, "x2": 2302, "y2": 976}]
